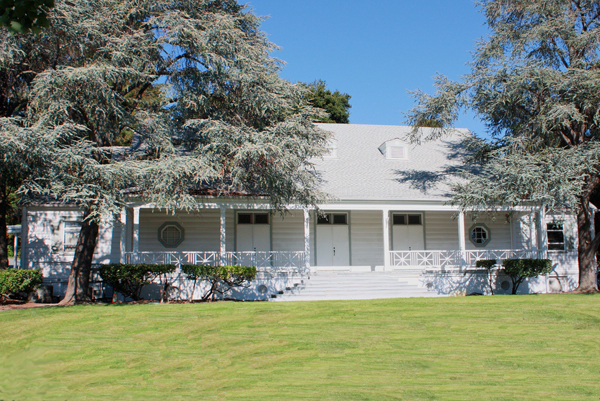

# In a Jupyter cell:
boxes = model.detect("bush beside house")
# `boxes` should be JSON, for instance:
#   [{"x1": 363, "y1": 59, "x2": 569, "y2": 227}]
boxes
[{"x1": 0, "y1": 268, "x2": 43, "y2": 300}]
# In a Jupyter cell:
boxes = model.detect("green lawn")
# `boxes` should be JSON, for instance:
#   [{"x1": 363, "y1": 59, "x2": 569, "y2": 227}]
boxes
[{"x1": 1, "y1": 295, "x2": 600, "y2": 400}]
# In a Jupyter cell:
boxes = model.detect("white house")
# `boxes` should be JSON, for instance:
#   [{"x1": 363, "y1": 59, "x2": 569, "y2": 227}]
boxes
[{"x1": 20, "y1": 124, "x2": 580, "y2": 300}]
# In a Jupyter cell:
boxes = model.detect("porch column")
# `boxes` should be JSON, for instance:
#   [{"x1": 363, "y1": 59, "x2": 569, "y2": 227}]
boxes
[
  {"x1": 529, "y1": 211, "x2": 538, "y2": 253},
  {"x1": 21, "y1": 206, "x2": 27, "y2": 269},
  {"x1": 119, "y1": 208, "x2": 127, "y2": 263},
  {"x1": 538, "y1": 209, "x2": 548, "y2": 257},
  {"x1": 220, "y1": 205, "x2": 227, "y2": 266},
  {"x1": 382, "y1": 210, "x2": 390, "y2": 270},
  {"x1": 303, "y1": 209, "x2": 310, "y2": 271},
  {"x1": 457, "y1": 211, "x2": 466, "y2": 268},
  {"x1": 133, "y1": 206, "x2": 140, "y2": 262}
]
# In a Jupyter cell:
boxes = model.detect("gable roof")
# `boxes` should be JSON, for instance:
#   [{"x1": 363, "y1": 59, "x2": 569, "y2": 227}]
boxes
[{"x1": 313, "y1": 123, "x2": 470, "y2": 202}]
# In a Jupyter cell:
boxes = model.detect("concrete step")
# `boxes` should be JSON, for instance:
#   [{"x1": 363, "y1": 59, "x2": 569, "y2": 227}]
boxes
[{"x1": 270, "y1": 271, "x2": 440, "y2": 301}]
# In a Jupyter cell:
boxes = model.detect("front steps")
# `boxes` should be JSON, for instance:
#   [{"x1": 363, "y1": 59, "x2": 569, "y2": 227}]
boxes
[{"x1": 270, "y1": 269, "x2": 441, "y2": 301}]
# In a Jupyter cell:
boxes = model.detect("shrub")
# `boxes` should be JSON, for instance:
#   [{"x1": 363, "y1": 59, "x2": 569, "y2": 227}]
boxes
[
  {"x1": 181, "y1": 265, "x2": 257, "y2": 301},
  {"x1": 502, "y1": 259, "x2": 552, "y2": 294},
  {"x1": 0, "y1": 268, "x2": 43, "y2": 299},
  {"x1": 475, "y1": 259, "x2": 496, "y2": 269},
  {"x1": 99, "y1": 264, "x2": 176, "y2": 301},
  {"x1": 475, "y1": 259, "x2": 497, "y2": 295}
]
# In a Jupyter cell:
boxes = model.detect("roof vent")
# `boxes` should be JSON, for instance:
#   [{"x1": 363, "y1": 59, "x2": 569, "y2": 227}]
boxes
[{"x1": 378, "y1": 139, "x2": 408, "y2": 160}]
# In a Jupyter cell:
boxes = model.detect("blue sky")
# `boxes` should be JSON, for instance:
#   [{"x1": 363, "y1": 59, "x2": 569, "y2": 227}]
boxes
[{"x1": 245, "y1": 0, "x2": 490, "y2": 136}]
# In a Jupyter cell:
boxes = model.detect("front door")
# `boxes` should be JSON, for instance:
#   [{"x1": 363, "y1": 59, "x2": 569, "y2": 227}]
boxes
[
  {"x1": 236, "y1": 212, "x2": 271, "y2": 266},
  {"x1": 316, "y1": 213, "x2": 350, "y2": 266},
  {"x1": 392, "y1": 213, "x2": 424, "y2": 251}
]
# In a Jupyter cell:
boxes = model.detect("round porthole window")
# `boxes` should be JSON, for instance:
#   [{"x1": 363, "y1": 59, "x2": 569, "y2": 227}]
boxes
[
  {"x1": 158, "y1": 222, "x2": 185, "y2": 248},
  {"x1": 469, "y1": 223, "x2": 491, "y2": 247}
]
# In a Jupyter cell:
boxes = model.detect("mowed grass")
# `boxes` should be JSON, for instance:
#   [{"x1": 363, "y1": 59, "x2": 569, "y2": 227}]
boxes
[{"x1": 1, "y1": 295, "x2": 600, "y2": 400}]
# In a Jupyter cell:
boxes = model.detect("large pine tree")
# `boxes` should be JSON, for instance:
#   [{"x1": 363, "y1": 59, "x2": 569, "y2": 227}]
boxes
[
  {"x1": 406, "y1": 0, "x2": 600, "y2": 292},
  {"x1": 0, "y1": 0, "x2": 329, "y2": 304}
]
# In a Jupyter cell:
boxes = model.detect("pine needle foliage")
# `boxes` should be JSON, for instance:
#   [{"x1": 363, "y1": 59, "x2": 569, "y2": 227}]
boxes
[
  {"x1": 405, "y1": 0, "x2": 600, "y2": 292},
  {"x1": 0, "y1": 0, "x2": 329, "y2": 303}
]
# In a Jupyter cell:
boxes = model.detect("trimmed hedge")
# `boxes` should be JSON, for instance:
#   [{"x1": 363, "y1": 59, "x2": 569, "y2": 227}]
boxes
[
  {"x1": 475, "y1": 259, "x2": 497, "y2": 269},
  {"x1": 502, "y1": 258, "x2": 552, "y2": 294},
  {"x1": 0, "y1": 268, "x2": 43, "y2": 298},
  {"x1": 181, "y1": 265, "x2": 257, "y2": 301},
  {"x1": 99, "y1": 264, "x2": 176, "y2": 301}
]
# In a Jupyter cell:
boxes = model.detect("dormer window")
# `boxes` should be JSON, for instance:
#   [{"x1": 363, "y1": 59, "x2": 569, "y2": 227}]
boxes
[{"x1": 379, "y1": 139, "x2": 408, "y2": 160}]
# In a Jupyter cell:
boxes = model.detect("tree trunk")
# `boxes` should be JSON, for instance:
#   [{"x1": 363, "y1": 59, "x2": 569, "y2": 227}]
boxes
[
  {"x1": 58, "y1": 208, "x2": 100, "y2": 305},
  {"x1": 575, "y1": 199, "x2": 599, "y2": 292},
  {"x1": 0, "y1": 194, "x2": 8, "y2": 269}
]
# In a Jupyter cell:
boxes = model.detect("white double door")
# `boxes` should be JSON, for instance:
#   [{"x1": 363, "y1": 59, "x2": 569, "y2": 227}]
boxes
[
  {"x1": 316, "y1": 225, "x2": 349, "y2": 266},
  {"x1": 392, "y1": 225, "x2": 424, "y2": 251},
  {"x1": 236, "y1": 225, "x2": 270, "y2": 266}
]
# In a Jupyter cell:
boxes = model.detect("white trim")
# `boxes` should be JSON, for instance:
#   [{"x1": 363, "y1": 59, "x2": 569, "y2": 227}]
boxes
[
  {"x1": 133, "y1": 206, "x2": 140, "y2": 254},
  {"x1": 303, "y1": 209, "x2": 310, "y2": 270},
  {"x1": 382, "y1": 210, "x2": 390, "y2": 270},
  {"x1": 119, "y1": 209, "x2": 127, "y2": 263},
  {"x1": 458, "y1": 211, "x2": 466, "y2": 267},
  {"x1": 539, "y1": 209, "x2": 548, "y2": 253},
  {"x1": 21, "y1": 206, "x2": 27, "y2": 269},
  {"x1": 530, "y1": 211, "x2": 538, "y2": 252},
  {"x1": 220, "y1": 206, "x2": 227, "y2": 256}
]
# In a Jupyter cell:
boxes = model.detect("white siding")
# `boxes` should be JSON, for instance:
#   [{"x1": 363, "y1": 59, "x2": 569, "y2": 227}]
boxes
[
  {"x1": 24, "y1": 207, "x2": 120, "y2": 272},
  {"x1": 464, "y1": 213, "x2": 512, "y2": 250},
  {"x1": 226, "y1": 209, "x2": 235, "y2": 251},
  {"x1": 271, "y1": 211, "x2": 304, "y2": 252},
  {"x1": 139, "y1": 209, "x2": 220, "y2": 252},
  {"x1": 513, "y1": 212, "x2": 532, "y2": 249},
  {"x1": 350, "y1": 211, "x2": 384, "y2": 266},
  {"x1": 424, "y1": 211, "x2": 459, "y2": 250}
]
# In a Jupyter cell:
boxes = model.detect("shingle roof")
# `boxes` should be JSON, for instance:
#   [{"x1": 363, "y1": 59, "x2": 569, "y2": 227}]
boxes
[{"x1": 313, "y1": 123, "x2": 470, "y2": 202}]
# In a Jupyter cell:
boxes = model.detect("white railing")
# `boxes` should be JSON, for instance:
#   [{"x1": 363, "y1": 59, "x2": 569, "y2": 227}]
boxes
[
  {"x1": 124, "y1": 251, "x2": 306, "y2": 270},
  {"x1": 390, "y1": 249, "x2": 547, "y2": 268}
]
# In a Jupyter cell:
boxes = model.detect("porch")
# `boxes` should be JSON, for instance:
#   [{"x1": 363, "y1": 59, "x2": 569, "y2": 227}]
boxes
[{"x1": 118, "y1": 202, "x2": 558, "y2": 271}]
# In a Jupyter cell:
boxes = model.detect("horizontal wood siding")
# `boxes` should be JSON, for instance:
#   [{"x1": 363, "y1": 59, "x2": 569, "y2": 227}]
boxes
[
  {"x1": 24, "y1": 208, "x2": 119, "y2": 271},
  {"x1": 226, "y1": 209, "x2": 235, "y2": 251},
  {"x1": 350, "y1": 211, "x2": 384, "y2": 266},
  {"x1": 464, "y1": 213, "x2": 512, "y2": 250},
  {"x1": 513, "y1": 212, "x2": 531, "y2": 249},
  {"x1": 425, "y1": 211, "x2": 459, "y2": 250},
  {"x1": 272, "y1": 211, "x2": 304, "y2": 252},
  {"x1": 139, "y1": 209, "x2": 220, "y2": 252}
]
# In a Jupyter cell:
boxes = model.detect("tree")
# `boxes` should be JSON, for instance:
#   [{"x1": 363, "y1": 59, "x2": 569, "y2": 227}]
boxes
[
  {"x1": 405, "y1": 0, "x2": 600, "y2": 292},
  {"x1": 1, "y1": 0, "x2": 329, "y2": 304},
  {"x1": 0, "y1": 0, "x2": 53, "y2": 33},
  {"x1": 301, "y1": 80, "x2": 351, "y2": 123}
]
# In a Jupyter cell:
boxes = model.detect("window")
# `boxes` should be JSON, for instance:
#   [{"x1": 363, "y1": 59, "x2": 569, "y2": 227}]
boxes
[
  {"x1": 317, "y1": 213, "x2": 347, "y2": 225},
  {"x1": 237, "y1": 213, "x2": 269, "y2": 225},
  {"x1": 158, "y1": 222, "x2": 185, "y2": 248},
  {"x1": 547, "y1": 223, "x2": 565, "y2": 251},
  {"x1": 469, "y1": 224, "x2": 490, "y2": 247},
  {"x1": 63, "y1": 221, "x2": 81, "y2": 252},
  {"x1": 393, "y1": 214, "x2": 422, "y2": 225}
]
